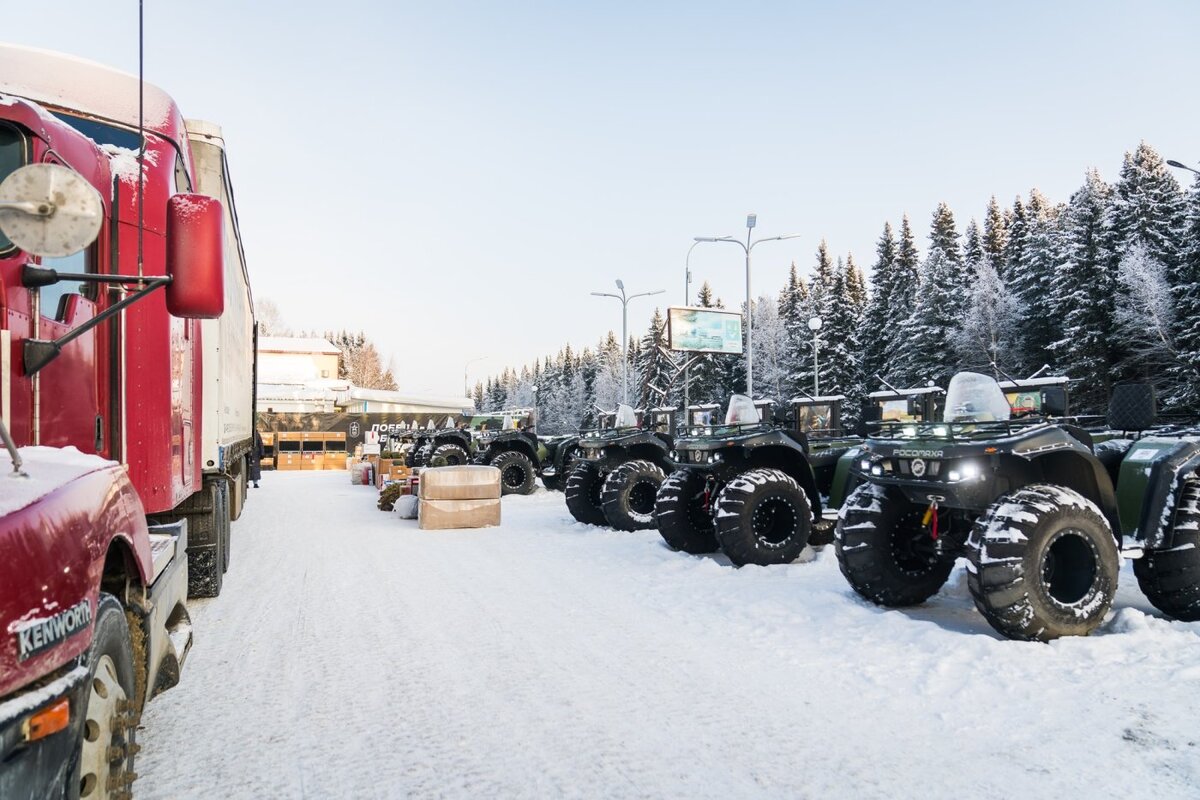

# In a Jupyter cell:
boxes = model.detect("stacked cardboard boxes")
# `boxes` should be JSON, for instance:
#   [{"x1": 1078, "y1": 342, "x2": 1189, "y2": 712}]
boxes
[
  {"x1": 272, "y1": 431, "x2": 347, "y2": 471},
  {"x1": 418, "y1": 466, "x2": 501, "y2": 530}
]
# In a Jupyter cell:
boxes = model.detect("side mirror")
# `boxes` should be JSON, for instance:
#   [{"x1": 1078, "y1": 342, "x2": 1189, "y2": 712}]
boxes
[
  {"x1": 906, "y1": 396, "x2": 922, "y2": 418},
  {"x1": 0, "y1": 163, "x2": 104, "y2": 257},
  {"x1": 1042, "y1": 387, "x2": 1068, "y2": 417},
  {"x1": 165, "y1": 193, "x2": 224, "y2": 319}
]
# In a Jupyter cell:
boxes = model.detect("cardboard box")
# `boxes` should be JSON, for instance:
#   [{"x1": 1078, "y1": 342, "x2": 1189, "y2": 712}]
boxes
[
  {"x1": 418, "y1": 498, "x2": 501, "y2": 530},
  {"x1": 419, "y1": 465, "x2": 501, "y2": 501}
]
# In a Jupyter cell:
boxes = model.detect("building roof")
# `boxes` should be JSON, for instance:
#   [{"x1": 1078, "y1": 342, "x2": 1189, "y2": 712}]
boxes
[{"x1": 258, "y1": 337, "x2": 341, "y2": 355}]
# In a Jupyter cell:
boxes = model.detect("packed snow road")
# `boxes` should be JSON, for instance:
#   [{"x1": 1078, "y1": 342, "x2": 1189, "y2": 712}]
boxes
[{"x1": 138, "y1": 471, "x2": 1200, "y2": 799}]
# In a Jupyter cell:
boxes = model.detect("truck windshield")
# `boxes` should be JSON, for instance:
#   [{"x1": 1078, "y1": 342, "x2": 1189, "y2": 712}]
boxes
[
  {"x1": 0, "y1": 123, "x2": 28, "y2": 253},
  {"x1": 50, "y1": 111, "x2": 143, "y2": 151}
]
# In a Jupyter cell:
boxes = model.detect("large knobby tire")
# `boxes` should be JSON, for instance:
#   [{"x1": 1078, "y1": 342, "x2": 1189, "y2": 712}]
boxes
[
  {"x1": 714, "y1": 468, "x2": 813, "y2": 566},
  {"x1": 431, "y1": 443, "x2": 470, "y2": 467},
  {"x1": 492, "y1": 451, "x2": 536, "y2": 495},
  {"x1": 601, "y1": 459, "x2": 666, "y2": 531},
  {"x1": 565, "y1": 461, "x2": 608, "y2": 526},
  {"x1": 836, "y1": 483, "x2": 954, "y2": 607},
  {"x1": 187, "y1": 484, "x2": 223, "y2": 599},
  {"x1": 968, "y1": 484, "x2": 1119, "y2": 641},
  {"x1": 1134, "y1": 480, "x2": 1200, "y2": 621},
  {"x1": 75, "y1": 593, "x2": 138, "y2": 800},
  {"x1": 542, "y1": 446, "x2": 580, "y2": 492},
  {"x1": 655, "y1": 468, "x2": 718, "y2": 554}
]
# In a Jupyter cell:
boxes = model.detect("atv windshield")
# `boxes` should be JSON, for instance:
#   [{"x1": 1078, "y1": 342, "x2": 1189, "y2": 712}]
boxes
[
  {"x1": 943, "y1": 372, "x2": 1011, "y2": 423},
  {"x1": 615, "y1": 404, "x2": 638, "y2": 428},
  {"x1": 725, "y1": 395, "x2": 760, "y2": 425}
]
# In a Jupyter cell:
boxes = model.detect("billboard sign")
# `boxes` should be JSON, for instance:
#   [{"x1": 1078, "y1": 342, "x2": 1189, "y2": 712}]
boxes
[{"x1": 667, "y1": 306, "x2": 744, "y2": 354}]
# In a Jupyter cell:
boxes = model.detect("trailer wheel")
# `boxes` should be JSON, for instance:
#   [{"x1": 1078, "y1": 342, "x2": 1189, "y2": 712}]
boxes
[
  {"x1": 835, "y1": 483, "x2": 954, "y2": 607},
  {"x1": 75, "y1": 593, "x2": 138, "y2": 800},
  {"x1": 492, "y1": 451, "x2": 536, "y2": 495},
  {"x1": 968, "y1": 484, "x2": 1118, "y2": 641},
  {"x1": 655, "y1": 468, "x2": 718, "y2": 553},
  {"x1": 601, "y1": 459, "x2": 665, "y2": 531},
  {"x1": 565, "y1": 461, "x2": 608, "y2": 526},
  {"x1": 186, "y1": 483, "x2": 224, "y2": 599},
  {"x1": 1135, "y1": 480, "x2": 1200, "y2": 621},
  {"x1": 431, "y1": 443, "x2": 470, "y2": 467},
  {"x1": 714, "y1": 468, "x2": 813, "y2": 566}
]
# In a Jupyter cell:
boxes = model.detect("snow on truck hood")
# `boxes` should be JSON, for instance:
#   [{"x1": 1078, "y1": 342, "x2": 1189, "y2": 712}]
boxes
[{"x1": 0, "y1": 446, "x2": 117, "y2": 517}]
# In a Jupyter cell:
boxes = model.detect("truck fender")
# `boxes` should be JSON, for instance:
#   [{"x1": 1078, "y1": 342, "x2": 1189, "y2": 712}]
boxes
[{"x1": 1026, "y1": 449, "x2": 1121, "y2": 537}]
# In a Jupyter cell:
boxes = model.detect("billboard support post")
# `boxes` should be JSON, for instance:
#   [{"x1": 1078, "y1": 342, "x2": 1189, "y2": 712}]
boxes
[{"x1": 592, "y1": 281, "x2": 665, "y2": 405}]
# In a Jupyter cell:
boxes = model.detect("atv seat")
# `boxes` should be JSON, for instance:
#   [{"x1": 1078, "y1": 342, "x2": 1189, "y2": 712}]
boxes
[
  {"x1": 1093, "y1": 438, "x2": 1134, "y2": 488},
  {"x1": 782, "y1": 429, "x2": 810, "y2": 454},
  {"x1": 1108, "y1": 383, "x2": 1156, "y2": 434}
]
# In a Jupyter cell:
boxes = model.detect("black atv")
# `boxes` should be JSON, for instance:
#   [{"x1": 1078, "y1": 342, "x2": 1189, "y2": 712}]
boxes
[
  {"x1": 471, "y1": 427, "x2": 542, "y2": 495},
  {"x1": 655, "y1": 395, "x2": 861, "y2": 566},
  {"x1": 406, "y1": 428, "x2": 473, "y2": 468},
  {"x1": 565, "y1": 405, "x2": 676, "y2": 531},
  {"x1": 836, "y1": 371, "x2": 1200, "y2": 641},
  {"x1": 537, "y1": 434, "x2": 582, "y2": 492}
]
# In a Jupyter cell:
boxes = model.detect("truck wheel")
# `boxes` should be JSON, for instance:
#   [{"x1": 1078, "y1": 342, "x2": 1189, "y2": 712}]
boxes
[
  {"x1": 601, "y1": 459, "x2": 665, "y2": 531},
  {"x1": 565, "y1": 461, "x2": 608, "y2": 526},
  {"x1": 714, "y1": 468, "x2": 813, "y2": 566},
  {"x1": 187, "y1": 484, "x2": 224, "y2": 599},
  {"x1": 968, "y1": 484, "x2": 1118, "y2": 641},
  {"x1": 1134, "y1": 480, "x2": 1200, "y2": 621},
  {"x1": 492, "y1": 451, "x2": 536, "y2": 495},
  {"x1": 431, "y1": 443, "x2": 470, "y2": 467},
  {"x1": 655, "y1": 468, "x2": 718, "y2": 553},
  {"x1": 76, "y1": 593, "x2": 138, "y2": 800}
]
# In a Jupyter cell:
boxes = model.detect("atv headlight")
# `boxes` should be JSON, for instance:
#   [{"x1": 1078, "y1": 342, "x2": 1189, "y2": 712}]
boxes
[
  {"x1": 870, "y1": 465, "x2": 883, "y2": 476},
  {"x1": 949, "y1": 461, "x2": 980, "y2": 482},
  {"x1": 670, "y1": 450, "x2": 677, "y2": 459},
  {"x1": 902, "y1": 425, "x2": 917, "y2": 438},
  {"x1": 859, "y1": 458, "x2": 870, "y2": 471}
]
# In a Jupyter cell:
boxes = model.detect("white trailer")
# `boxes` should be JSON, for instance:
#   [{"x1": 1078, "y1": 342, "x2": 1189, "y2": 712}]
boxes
[{"x1": 186, "y1": 119, "x2": 257, "y2": 522}]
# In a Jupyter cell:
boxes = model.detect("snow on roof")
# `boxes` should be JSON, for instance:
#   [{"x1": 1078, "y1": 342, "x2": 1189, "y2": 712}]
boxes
[
  {"x1": 998, "y1": 376, "x2": 1071, "y2": 389},
  {"x1": 0, "y1": 43, "x2": 176, "y2": 132},
  {"x1": 789, "y1": 395, "x2": 846, "y2": 404},
  {"x1": 347, "y1": 387, "x2": 473, "y2": 409},
  {"x1": 868, "y1": 386, "x2": 946, "y2": 398},
  {"x1": 258, "y1": 337, "x2": 341, "y2": 355}
]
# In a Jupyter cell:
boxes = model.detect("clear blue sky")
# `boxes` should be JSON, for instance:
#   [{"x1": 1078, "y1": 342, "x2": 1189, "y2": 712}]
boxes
[{"x1": 7, "y1": 1, "x2": 1199, "y2": 396}]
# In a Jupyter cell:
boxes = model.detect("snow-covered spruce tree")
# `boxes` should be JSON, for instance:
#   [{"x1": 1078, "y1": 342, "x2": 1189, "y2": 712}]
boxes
[
  {"x1": 1050, "y1": 169, "x2": 1116, "y2": 412},
  {"x1": 885, "y1": 214, "x2": 921, "y2": 380},
  {"x1": 1003, "y1": 196, "x2": 1028, "y2": 281},
  {"x1": 635, "y1": 308, "x2": 672, "y2": 409},
  {"x1": 963, "y1": 218, "x2": 983, "y2": 267},
  {"x1": 1171, "y1": 174, "x2": 1200, "y2": 408},
  {"x1": 983, "y1": 196, "x2": 1009, "y2": 271},
  {"x1": 1105, "y1": 143, "x2": 1187, "y2": 391},
  {"x1": 751, "y1": 292, "x2": 790, "y2": 412},
  {"x1": 895, "y1": 205, "x2": 966, "y2": 387},
  {"x1": 954, "y1": 255, "x2": 1024, "y2": 374},
  {"x1": 859, "y1": 222, "x2": 898, "y2": 391},
  {"x1": 778, "y1": 263, "x2": 813, "y2": 400},
  {"x1": 788, "y1": 242, "x2": 836, "y2": 395},
  {"x1": 592, "y1": 331, "x2": 624, "y2": 414},
  {"x1": 684, "y1": 282, "x2": 731, "y2": 405},
  {"x1": 1114, "y1": 242, "x2": 1180, "y2": 387},
  {"x1": 818, "y1": 256, "x2": 866, "y2": 425},
  {"x1": 1010, "y1": 190, "x2": 1063, "y2": 375}
]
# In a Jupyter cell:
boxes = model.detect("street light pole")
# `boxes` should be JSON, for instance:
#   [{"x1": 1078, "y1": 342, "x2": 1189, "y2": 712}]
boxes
[
  {"x1": 683, "y1": 240, "x2": 703, "y2": 414},
  {"x1": 808, "y1": 316, "x2": 823, "y2": 396},
  {"x1": 1167, "y1": 159, "x2": 1200, "y2": 177},
  {"x1": 591, "y1": 280, "x2": 665, "y2": 405},
  {"x1": 693, "y1": 218, "x2": 800, "y2": 399}
]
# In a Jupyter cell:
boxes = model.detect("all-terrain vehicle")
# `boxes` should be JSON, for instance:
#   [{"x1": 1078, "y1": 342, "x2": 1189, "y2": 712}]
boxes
[
  {"x1": 536, "y1": 434, "x2": 582, "y2": 491},
  {"x1": 654, "y1": 395, "x2": 862, "y2": 565},
  {"x1": 472, "y1": 425, "x2": 543, "y2": 495},
  {"x1": 565, "y1": 405, "x2": 677, "y2": 531},
  {"x1": 835, "y1": 371, "x2": 1200, "y2": 641}
]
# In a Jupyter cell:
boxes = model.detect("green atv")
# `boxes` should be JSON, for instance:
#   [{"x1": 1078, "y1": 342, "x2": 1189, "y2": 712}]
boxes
[
  {"x1": 565, "y1": 405, "x2": 677, "y2": 531},
  {"x1": 537, "y1": 434, "x2": 582, "y2": 492},
  {"x1": 655, "y1": 394, "x2": 862, "y2": 566},
  {"x1": 836, "y1": 371, "x2": 1200, "y2": 641}
]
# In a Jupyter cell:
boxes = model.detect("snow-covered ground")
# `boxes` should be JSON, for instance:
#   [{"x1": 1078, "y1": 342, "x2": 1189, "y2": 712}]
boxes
[{"x1": 139, "y1": 471, "x2": 1200, "y2": 799}]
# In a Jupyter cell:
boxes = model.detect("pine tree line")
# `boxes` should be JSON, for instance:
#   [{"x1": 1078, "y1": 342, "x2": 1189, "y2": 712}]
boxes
[{"x1": 481, "y1": 142, "x2": 1200, "y2": 433}]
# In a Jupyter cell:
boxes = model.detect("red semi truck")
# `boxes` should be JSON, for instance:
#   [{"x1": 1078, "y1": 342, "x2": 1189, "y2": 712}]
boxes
[{"x1": 0, "y1": 45, "x2": 254, "y2": 798}]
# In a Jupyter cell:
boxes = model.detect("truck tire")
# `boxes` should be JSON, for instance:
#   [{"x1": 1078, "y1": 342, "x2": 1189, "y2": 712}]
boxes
[
  {"x1": 601, "y1": 459, "x2": 665, "y2": 531},
  {"x1": 431, "y1": 443, "x2": 470, "y2": 467},
  {"x1": 492, "y1": 451, "x2": 536, "y2": 495},
  {"x1": 714, "y1": 468, "x2": 813, "y2": 566},
  {"x1": 565, "y1": 461, "x2": 608, "y2": 526},
  {"x1": 967, "y1": 484, "x2": 1118, "y2": 641},
  {"x1": 835, "y1": 483, "x2": 953, "y2": 607},
  {"x1": 186, "y1": 484, "x2": 224, "y2": 599},
  {"x1": 655, "y1": 468, "x2": 718, "y2": 554},
  {"x1": 75, "y1": 593, "x2": 138, "y2": 800},
  {"x1": 1134, "y1": 480, "x2": 1200, "y2": 621}
]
